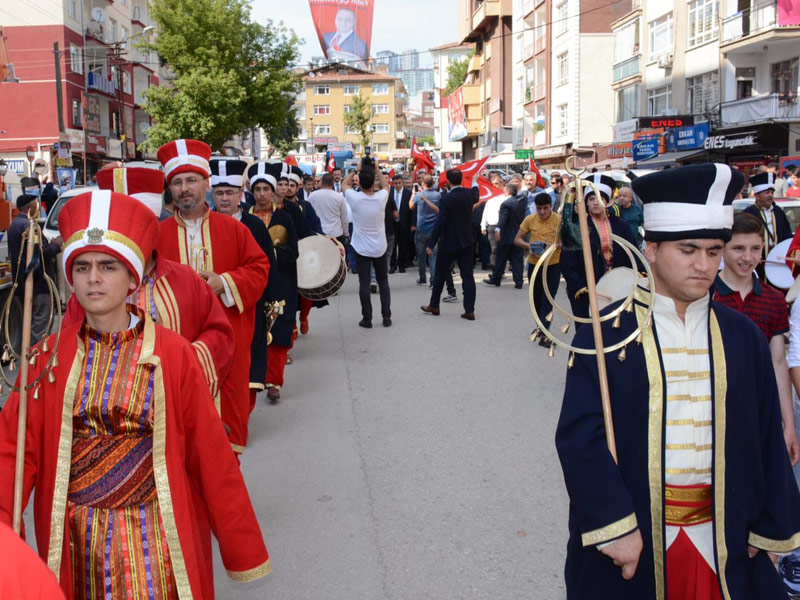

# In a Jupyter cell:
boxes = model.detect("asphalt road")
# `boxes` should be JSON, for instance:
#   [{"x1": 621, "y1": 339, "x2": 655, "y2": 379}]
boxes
[{"x1": 216, "y1": 266, "x2": 571, "y2": 599}]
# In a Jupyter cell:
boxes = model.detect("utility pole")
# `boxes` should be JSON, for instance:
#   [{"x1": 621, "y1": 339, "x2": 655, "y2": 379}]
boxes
[
  {"x1": 110, "y1": 42, "x2": 127, "y2": 160},
  {"x1": 53, "y1": 43, "x2": 65, "y2": 133}
]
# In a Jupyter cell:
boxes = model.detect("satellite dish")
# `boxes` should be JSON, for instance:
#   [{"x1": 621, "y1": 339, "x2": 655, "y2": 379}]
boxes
[{"x1": 91, "y1": 7, "x2": 107, "y2": 22}]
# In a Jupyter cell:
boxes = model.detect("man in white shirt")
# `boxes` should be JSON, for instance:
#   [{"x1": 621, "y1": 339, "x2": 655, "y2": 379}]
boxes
[
  {"x1": 307, "y1": 173, "x2": 349, "y2": 245},
  {"x1": 343, "y1": 166, "x2": 392, "y2": 328},
  {"x1": 481, "y1": 183, "x2": 512, "y2": 271}
]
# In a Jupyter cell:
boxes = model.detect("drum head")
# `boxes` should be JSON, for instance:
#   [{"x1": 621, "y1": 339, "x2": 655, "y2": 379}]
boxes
[
  {"x1": 766, "y1": 239, "x2": 794, "y2": 289},
  {"x1": 593, "y1": 267, "x2": 636, "y2": 313},
  {"x1": 297, "y1": 236, "x2": 343, "y2": 291}
]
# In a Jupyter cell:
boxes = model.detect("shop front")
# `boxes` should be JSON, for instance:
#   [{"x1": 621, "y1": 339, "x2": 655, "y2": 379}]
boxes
[{"x1": 703, "y1": 123, "x2": 789, "y2": 180}]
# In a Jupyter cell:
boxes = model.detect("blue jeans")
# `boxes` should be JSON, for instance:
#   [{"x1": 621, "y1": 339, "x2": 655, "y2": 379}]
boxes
[
  {"x1": 415, "y1": 230, "x2": 435, "y2": 282},
  {"x1": 346, "y1": 223, "x2": 357, "y2": 271}
]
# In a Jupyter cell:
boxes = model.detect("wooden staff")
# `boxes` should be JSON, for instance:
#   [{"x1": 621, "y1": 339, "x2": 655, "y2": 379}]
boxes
[
  {"x1": 12, "y1": 209, "x2": 38, "y2": 534},
  {"x1": 572, "y1": 166, "x2": 618, "y2": 464}
]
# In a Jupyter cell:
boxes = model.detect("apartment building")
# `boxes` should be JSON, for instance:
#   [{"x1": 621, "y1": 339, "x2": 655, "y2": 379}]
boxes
[
  {"x1": 0, "y1": 0, "x2": 159, "y2": 182},
  {"x1": 430, "y1": 41, "x2": 474, "y2": 159},
  {"x1": 609, "y1": 0, "x2": 798, "y2": 171},
  {"x1": 298, "y1": 64, "x2": 407, "y2": 163}
]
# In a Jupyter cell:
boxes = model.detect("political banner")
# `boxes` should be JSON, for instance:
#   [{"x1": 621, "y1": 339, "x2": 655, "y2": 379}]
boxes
[
  {"x1": 778, "y1": 0, "x2": 800, "y2": 25},
  {"x1": 448, "y1": 86, "x2": 467, "y2": 142},
  {"x1": 308, "y1": 0, "x2": 374, "y2": 70}
]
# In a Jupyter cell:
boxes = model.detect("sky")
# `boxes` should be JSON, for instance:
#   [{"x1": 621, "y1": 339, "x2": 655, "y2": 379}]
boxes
[{"x1": 251, "y1": 0, "x2": 459, "y2": 69}]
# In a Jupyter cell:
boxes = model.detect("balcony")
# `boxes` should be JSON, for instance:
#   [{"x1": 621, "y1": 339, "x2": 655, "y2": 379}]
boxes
[
  {"x1": 462, "y1": 83, "x2": 483, "y2": 136},
  {"x1": 721, "y1": 0, "x2": 800, "y2": 50},
  {"x1": 523, "y1": 43, "x2": 534, "y2": 61},
  {"x1": 720, "y1": 93, "x2": 800, "y2": 126},
  {"x1": 467, "y1": 53, "x2": 483, "y2": 73},
  {"x1": 613, "y1": 55, "x2": 641, "y2": 82},
  {"x1": 523, "y1": 0, "x2": 535, "y2": 16},
  {"x1": 470, "y1": 0, "x2": 511, "y2": 34},
  {"x1": 534, "y1": 82, "x2": 546, "y2": 101},
  {"x1": 534, "y1": 34, "x2": 546, "y2": 54},
  {"x1": 88, "y1": 71, "x2": 118, "y2": 96}
]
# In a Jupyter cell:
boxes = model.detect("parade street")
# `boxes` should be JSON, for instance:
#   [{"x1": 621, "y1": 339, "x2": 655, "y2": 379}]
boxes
[{"x1": 216, "y1": 270, "x2": 570, "y2": 599}]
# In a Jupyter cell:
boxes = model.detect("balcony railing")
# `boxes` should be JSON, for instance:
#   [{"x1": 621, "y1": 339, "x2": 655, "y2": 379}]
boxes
[
  {"x1": 523, "y1": 43, "x2": 534, "y2": 60},
  {"x1": 534, "y1": 82, "x2": 546, "y2": 101},
  {"x1": 721, "y1": 0, "x2": 791, "y2": 44},
  {"x1": 523, "y1": 0, "x2": 534, "y2": 15},
  {"x1": 88, "y1": 71, "x2": 118, "y2": 95},
  {"x1": 534, "y1": 34, "x2": 546, "y2": 54},
  {"x1": 613, "y1": 55, "x2": 641, "y2": 82},
  {"x1": 721, "y1": 93, "x2": 800, "y2": 125}
]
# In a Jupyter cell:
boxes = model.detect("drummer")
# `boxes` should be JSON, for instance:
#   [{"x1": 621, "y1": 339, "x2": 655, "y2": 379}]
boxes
[
  {"x1": 712, "y1": 212, "x2": 799, "y2": 463},
  {"x1": 743, "y1": 171, "x2": 792, "y2": 280}
]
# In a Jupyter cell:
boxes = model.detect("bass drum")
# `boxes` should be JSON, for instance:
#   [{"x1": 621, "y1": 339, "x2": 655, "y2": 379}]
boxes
[
  {"x1": 765, "y1": 239, "x2": 794, "y2": 290},
  {"x1": 297, "y1": 235, "x2": 347, "y2": 301}
]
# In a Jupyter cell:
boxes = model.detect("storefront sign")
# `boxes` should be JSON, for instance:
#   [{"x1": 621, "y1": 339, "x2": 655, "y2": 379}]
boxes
[
  {"x1": 4, "y1": 159, "x2": 27, "y2": 174},
  {"x1": 633, "y1": 138, "x2": 659, "y2": 162},
  {"x1": 54, "y1": 141, "x2": 72, "y2": 167},
  {"x1": 666, "y1": 122, "x2": 710, "y2": 152},
  {"x1": 107, "y1": 138, "x2": 122, "y2": 159},
  {"x1": 66, "y1": 128, "x2": 85, "y2": 153},
  {"x1": 639, "y1": 115, "x2": 694, "y2": 129},
  {"x1": 534, "y1": 144, "x2": 568, "y2": 159},
  {"x1": 613, "y1": 119, "x2": 637, "y2": 143},
  {"x1": 82, "y1": 92, "x2": 101, "y2": 134},
  {"x1": 86, "y1": 134, "x2": 107, "y2": 155},
  {"x1": 608, "y1": 142, "x2": 633, "y2": 157},
  {"x1": 313, "y1": 137, "x2": 339, "y2": 145},
  {"x1": 703, "y1": 132, "x2": 759, "y2": 151},
  {"x1": 515, "y1": 149, "x2": 535, "y2": 159}
]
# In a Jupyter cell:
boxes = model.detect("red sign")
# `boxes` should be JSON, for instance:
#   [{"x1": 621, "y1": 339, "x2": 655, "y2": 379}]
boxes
[
  {"x1": 308, "y1": 0, "x2": 374, "y2": 70},
  {"x1": 639, "y1": 116, "x2": 694, "y2": 129},
  {"x1": 608, "y1": 142, "x2": 633, "y2": 157}
]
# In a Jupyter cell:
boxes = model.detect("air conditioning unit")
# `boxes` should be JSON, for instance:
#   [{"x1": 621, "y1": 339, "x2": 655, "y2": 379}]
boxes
[{"x1": 657, "y1": 53, "x2": 674, "y2": 68}]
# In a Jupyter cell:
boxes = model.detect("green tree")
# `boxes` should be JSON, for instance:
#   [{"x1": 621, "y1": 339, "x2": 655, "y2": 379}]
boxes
[
  {"x1": 343, "y1": 92, "x2": 372, "y2": 154},
  {"x1": 443, "y1": 53, "x2": 473, "y2": 97},
  {"x1": 415, "y1": 136, "x2": 435, "y2": 146},
  {"x1": 139, "y1": 0, "x2": 301, "y2": 151}
]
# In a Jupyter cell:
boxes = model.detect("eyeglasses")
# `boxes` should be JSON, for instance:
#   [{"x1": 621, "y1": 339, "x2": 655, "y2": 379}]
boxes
[
  {"x1": 212, "y1": 189, "x2": 240, "y2": 198},
  {"x1": 170, "y1": 176, "x2": 204, "y2": 188}
]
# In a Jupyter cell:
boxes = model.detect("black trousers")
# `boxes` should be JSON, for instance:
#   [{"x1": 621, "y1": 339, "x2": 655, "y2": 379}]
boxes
[
  {"x1": 392, "y1": 224, "x2": 412, "y2": 268},
  {"x1": 430, "y1": 245, "x2": 475, "y2": 313},
  {"x1": 491, "y1": 244, "x2": 524, "y2": 286},
  {"x1": 355, "y1": 250, "x2": 391, "y2": 320}
]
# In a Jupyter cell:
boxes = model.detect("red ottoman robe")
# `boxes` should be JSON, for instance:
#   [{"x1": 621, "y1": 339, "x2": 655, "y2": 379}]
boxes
[
  {"x1": 62, "y1": 251, "x2": 235, "y2": 402},
  {"x1": 0, "y1": 318, "x2": 271, "y2": 599},
  {"x1": 158, "y1": 208, "x2": 270, "y2": 453}
]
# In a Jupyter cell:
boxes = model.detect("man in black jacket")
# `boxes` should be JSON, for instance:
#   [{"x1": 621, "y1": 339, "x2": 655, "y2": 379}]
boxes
[
  {"x1": 483, "y1": 183, "x2": 527, "y2": 288},
  {"x1": 388, "y1": 174, "x2": 415, "y2": 272},
  {"x1": 421, "y1": 168, "x2": 479, "y2": 320},
  {"x1": 743, "y1": 171, "x2": 791, "y2": 281},
  {"x1": 8, "y1": 194, "x2": 62, "y2": 346}
]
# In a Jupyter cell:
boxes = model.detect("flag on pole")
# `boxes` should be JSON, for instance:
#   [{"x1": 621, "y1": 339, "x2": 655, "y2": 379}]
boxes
[
  {"x1": 284, "y1": 155, "x2": 299, "y2": 167},
  {"x1": 326, "y1": 152, "x2": 336, "y2": 173},
  {"x1": 411, "y1": 138, "x2": 435, "y2": 171},
  {"x1": 528, "y1": 157, "x2": 547, "y2": 189}
]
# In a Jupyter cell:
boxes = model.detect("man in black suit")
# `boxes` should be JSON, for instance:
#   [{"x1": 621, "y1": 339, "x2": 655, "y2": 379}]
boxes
[
  {"x1": 483, "y1": 183, "x2": 527, "y2": 288},
  {"x1": 421, "y1": 168, "x2": 479, "y2": 320},
  {"x1": 388, "y1": 174, "x2": 415, "y2": 272}
]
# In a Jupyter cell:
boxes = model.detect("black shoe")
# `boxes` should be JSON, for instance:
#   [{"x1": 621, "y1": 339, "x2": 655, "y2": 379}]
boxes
[
  {"x1": 370, "y1": 283, "x2": 377, "y2": 293},
  {"x1": 359, "y1": 319, "x2": 372, "y2": 328},
  {"x1": 416, "y1": 279, "x2": 427, "y2": 286},
  {"x1": 483, "y1": 278, "x2": 500, "y2": 286},
  {"x1": 515, "y1": 283, "x2": 523, "y2": 289},
  {"x1": 383, "y1": 317, "x2": 392, "y2": 327},
  {"x1": 389, "y1": 267, "x2": 397, "y2": 274},
  {"x1": 399, "y1": 267, "x2": 406, "y2": 273}
]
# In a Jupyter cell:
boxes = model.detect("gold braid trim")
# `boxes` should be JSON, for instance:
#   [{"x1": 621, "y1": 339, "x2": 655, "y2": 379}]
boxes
[
  {"x1": 747, "y1": 531, "x2": 800, "y2": 553},
  {"x1": 580, "y1": 513, "x2": 638, "y2": 547},
  {"x1": 227, "y1": 559, "x2": 272, "y2": 582}
]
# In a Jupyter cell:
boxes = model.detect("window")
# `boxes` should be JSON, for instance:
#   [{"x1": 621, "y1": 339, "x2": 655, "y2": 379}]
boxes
[
  {"x1": 343, "y1": 84, "x2": 360, "y2": 95},
  {"x1": 374, "y1": 143, "x2": 389, "y2": 152},
  {"x1": 771, "y1": 59, "x2": 799, "y2": 95},
  {"x1": 616, "y1": 84, "x2": 641, "y2": 121},
  {"x1": 556, "y1": 1, "x2": 568, "y2": 35},
  {"x1": 344, "y1": 125, "x2": 360, "y2": 134},
  {"x1": 372, "y1": 104, "x2": 389, "y2": 114},
  {"x1": 71, "y1": 97, "x2": 82, "y2": 127},
  {"x1": 344, "y1": 105, "x2": 354, "y2": 114},
  {"x1": 313, "y1": 105, "x2": 331, "y2": 115},
  {"x1": 107, "y1": 18, "x2": 117, "y2": 44},
  {"x1": 67, "y1": 0, "x2": 77, "y2": 19},
  {"x1": 120, "y1": 26, "x2": 129, "y2": 48},
  {"x1": 557, "y1": 103, "x2": 568, "y2": 137},
  {"x1": 648, "y1": 13, "x2": 673, "y2": 62},
  {"x1": 557, "y1": 52, "x2": 568, "y2": 86},
  {"x1": 647, "y1": 85, "x2": 672, "y2": 115},
  {"x1": 314, "y1": 124, "x2": 331, "y2": 135},
  {"x1": 688, "y1": 0, "x2": 718, "y2": 47},
  {"x1": 613, "y1": 20, "x2": 640, "y2": 64},
  {"x1": 372, "y1": 83, "x2": 389, "y2": 95},
  {"x1": 122, "y1": 72, "x2": 131, "y2": 94},
  {"x1": 371, "y1": 123, "x2": 390, "y2": 134},
  {"x1": 295, "y1": 105, "x2": 306, "y2": 119},
  {"x1": 686, "y1": 71, "x2": 719, "y2": 114},
  {"x1": 314, "y1": 85, "x2": 330, "y2": 95},
  {"x1": 69, "y1": 44, "x2": 83, "y2": 74}
]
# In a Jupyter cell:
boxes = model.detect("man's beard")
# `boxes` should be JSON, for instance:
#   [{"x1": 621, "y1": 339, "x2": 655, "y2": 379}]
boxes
[{"x1": 176, "y1": 194, "x2": 200, "y2": 213}]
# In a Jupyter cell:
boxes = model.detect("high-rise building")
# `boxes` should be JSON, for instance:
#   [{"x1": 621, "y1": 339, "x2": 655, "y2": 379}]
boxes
[
  {"x1": 397, "y1": 69, "x2": 436, "y2": 96},
  {"x1": 0, "y1": 0, "x2": 161, "y2": 183},
  {"x1": 375, "y1": 50, "x2": 399, "y2": 71},
  {"x1": 399, "y1": 49, "x2": 420, "y2": 71}
]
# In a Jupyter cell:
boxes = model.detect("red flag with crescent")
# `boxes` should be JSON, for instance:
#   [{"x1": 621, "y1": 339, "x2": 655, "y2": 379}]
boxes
[
  {"x1": 412, "y1": 138, "x2": 435, "y2": 171},
  {"x1": 327, "y1": 154, "x2": 336, "y2": 173},
  {"x1": 528, "y1": 157, "x2": 547, "y2": 188}
]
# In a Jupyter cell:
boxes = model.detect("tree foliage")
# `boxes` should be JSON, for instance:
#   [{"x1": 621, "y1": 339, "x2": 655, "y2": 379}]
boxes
[
  {"x1": 342, "y1": 92, "x2": 372, "y2": 153},
  {"x1": 140, "y1": 0, "x2": 301, "y2": 151},
  {"x1": 443, "y1": 53, "x2": 473, "y2": 97}
]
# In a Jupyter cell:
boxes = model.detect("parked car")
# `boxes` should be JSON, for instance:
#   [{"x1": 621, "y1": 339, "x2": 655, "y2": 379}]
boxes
[{"x1": 732, "y1": 197, "x2": 800, "y2": 234}]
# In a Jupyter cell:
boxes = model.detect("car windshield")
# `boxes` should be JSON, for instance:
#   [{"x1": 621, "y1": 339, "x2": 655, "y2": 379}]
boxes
[{"x1": 45, "y1": 193, "x2": 78, "y2": 232}]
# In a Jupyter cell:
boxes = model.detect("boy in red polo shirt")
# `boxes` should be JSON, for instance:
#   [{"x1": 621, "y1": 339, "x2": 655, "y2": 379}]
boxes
[{"x1": 713, "y1": 212, "x2": 799, "y2": 465}]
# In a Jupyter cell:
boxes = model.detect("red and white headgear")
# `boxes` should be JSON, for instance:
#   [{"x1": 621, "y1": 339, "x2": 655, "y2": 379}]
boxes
[
  {"x1": 58, "y1": 190, "x2": 160, "y2": 287},
  {"x1": 156, "y1": 139, "x2": 212, "y2": 183},
  {"x1": 96, "y1": 166, "x2": 165, "y2": 217}
]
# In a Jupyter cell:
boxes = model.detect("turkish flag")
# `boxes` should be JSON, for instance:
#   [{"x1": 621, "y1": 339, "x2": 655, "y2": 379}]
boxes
[
  {"x1": 477, "y1": 177, "x2": 504, "y2": 201},
  {"x1": 327, "y1": 153, "x2": 336, "y2": 173},
  {"x1": 438, "y1": 155, "x2": 491, "y2": 188},
  {"x1": 284, "y1": 155, "x2": 299, "y2": 167},
  {"x1": 528, "y1": 158, "x2": 547, "y2": 188},
  {"x1": 411, "y1": 138, "x2": 435, "y2": 171}
]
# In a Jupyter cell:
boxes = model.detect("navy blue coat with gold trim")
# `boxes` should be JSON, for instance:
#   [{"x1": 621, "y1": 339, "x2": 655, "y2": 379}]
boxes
[{"x1": 555, "y1": 296, "x2": 800, "y2": 599}]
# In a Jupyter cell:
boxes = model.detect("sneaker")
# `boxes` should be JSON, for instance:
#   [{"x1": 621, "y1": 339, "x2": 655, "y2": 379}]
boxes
[
  {"x1": 780, "y1": 555, "x2": 800, "y2": 594},
  {"x1": 442, "y1": 294, "x2": 458, "y2": 303},
  {"x1": 370, "y1": 283, "x2": 378, "y2": 293}
]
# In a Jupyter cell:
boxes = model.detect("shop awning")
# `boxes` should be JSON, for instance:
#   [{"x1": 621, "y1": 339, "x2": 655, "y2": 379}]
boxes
[{"x1": 636, "y1": 149, "x2": 707, "y2": 169}]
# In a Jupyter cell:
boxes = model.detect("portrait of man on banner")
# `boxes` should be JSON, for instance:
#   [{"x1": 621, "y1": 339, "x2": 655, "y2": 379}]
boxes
[
  {"x1": 308, "y1": 0, "x2": 374, "y2": 69},
  {"x1": 448, "y1": 87, "x2": 467, "y2": 142}
]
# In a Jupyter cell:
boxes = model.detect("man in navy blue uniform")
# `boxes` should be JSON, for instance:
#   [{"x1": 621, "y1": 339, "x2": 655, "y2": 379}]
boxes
[{"x1": 556, "y1": 163, "x2": 800, "y2": 600}]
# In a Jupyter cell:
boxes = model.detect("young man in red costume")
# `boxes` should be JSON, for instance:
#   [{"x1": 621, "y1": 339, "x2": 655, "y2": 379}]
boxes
[
  {"x1": 156, "y1": 140, "x2": 270, "y2": 455},
  {"x1": 62, "y1": 166, "x2": 235, "y2": 405},
  {"x1": 0, "y1": 190, "x2": 270, "y2": 599}
]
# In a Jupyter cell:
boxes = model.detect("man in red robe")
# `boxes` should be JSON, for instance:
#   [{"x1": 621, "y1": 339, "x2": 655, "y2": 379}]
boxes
[
  {"x1": 0, "y1": 190, "x2": 270, "y2": 599},
  {"x1": 156, "y1": 140, "x2": 270, "y2": 455},
  {"x1": 62, "y1": 166, "x2": 235, "y2": 403}
]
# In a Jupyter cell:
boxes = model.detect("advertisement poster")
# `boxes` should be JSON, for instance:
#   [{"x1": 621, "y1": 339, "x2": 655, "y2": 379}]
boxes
[
  {"x1": 308, "y1": 0, "x2": 375, "y2": 70},
  {"x1": 448, "y1": 86, "x2": 467, "y2": 142},
  {"x1": 778, "y1": 0, "x2": 800, "y2": 25}
]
